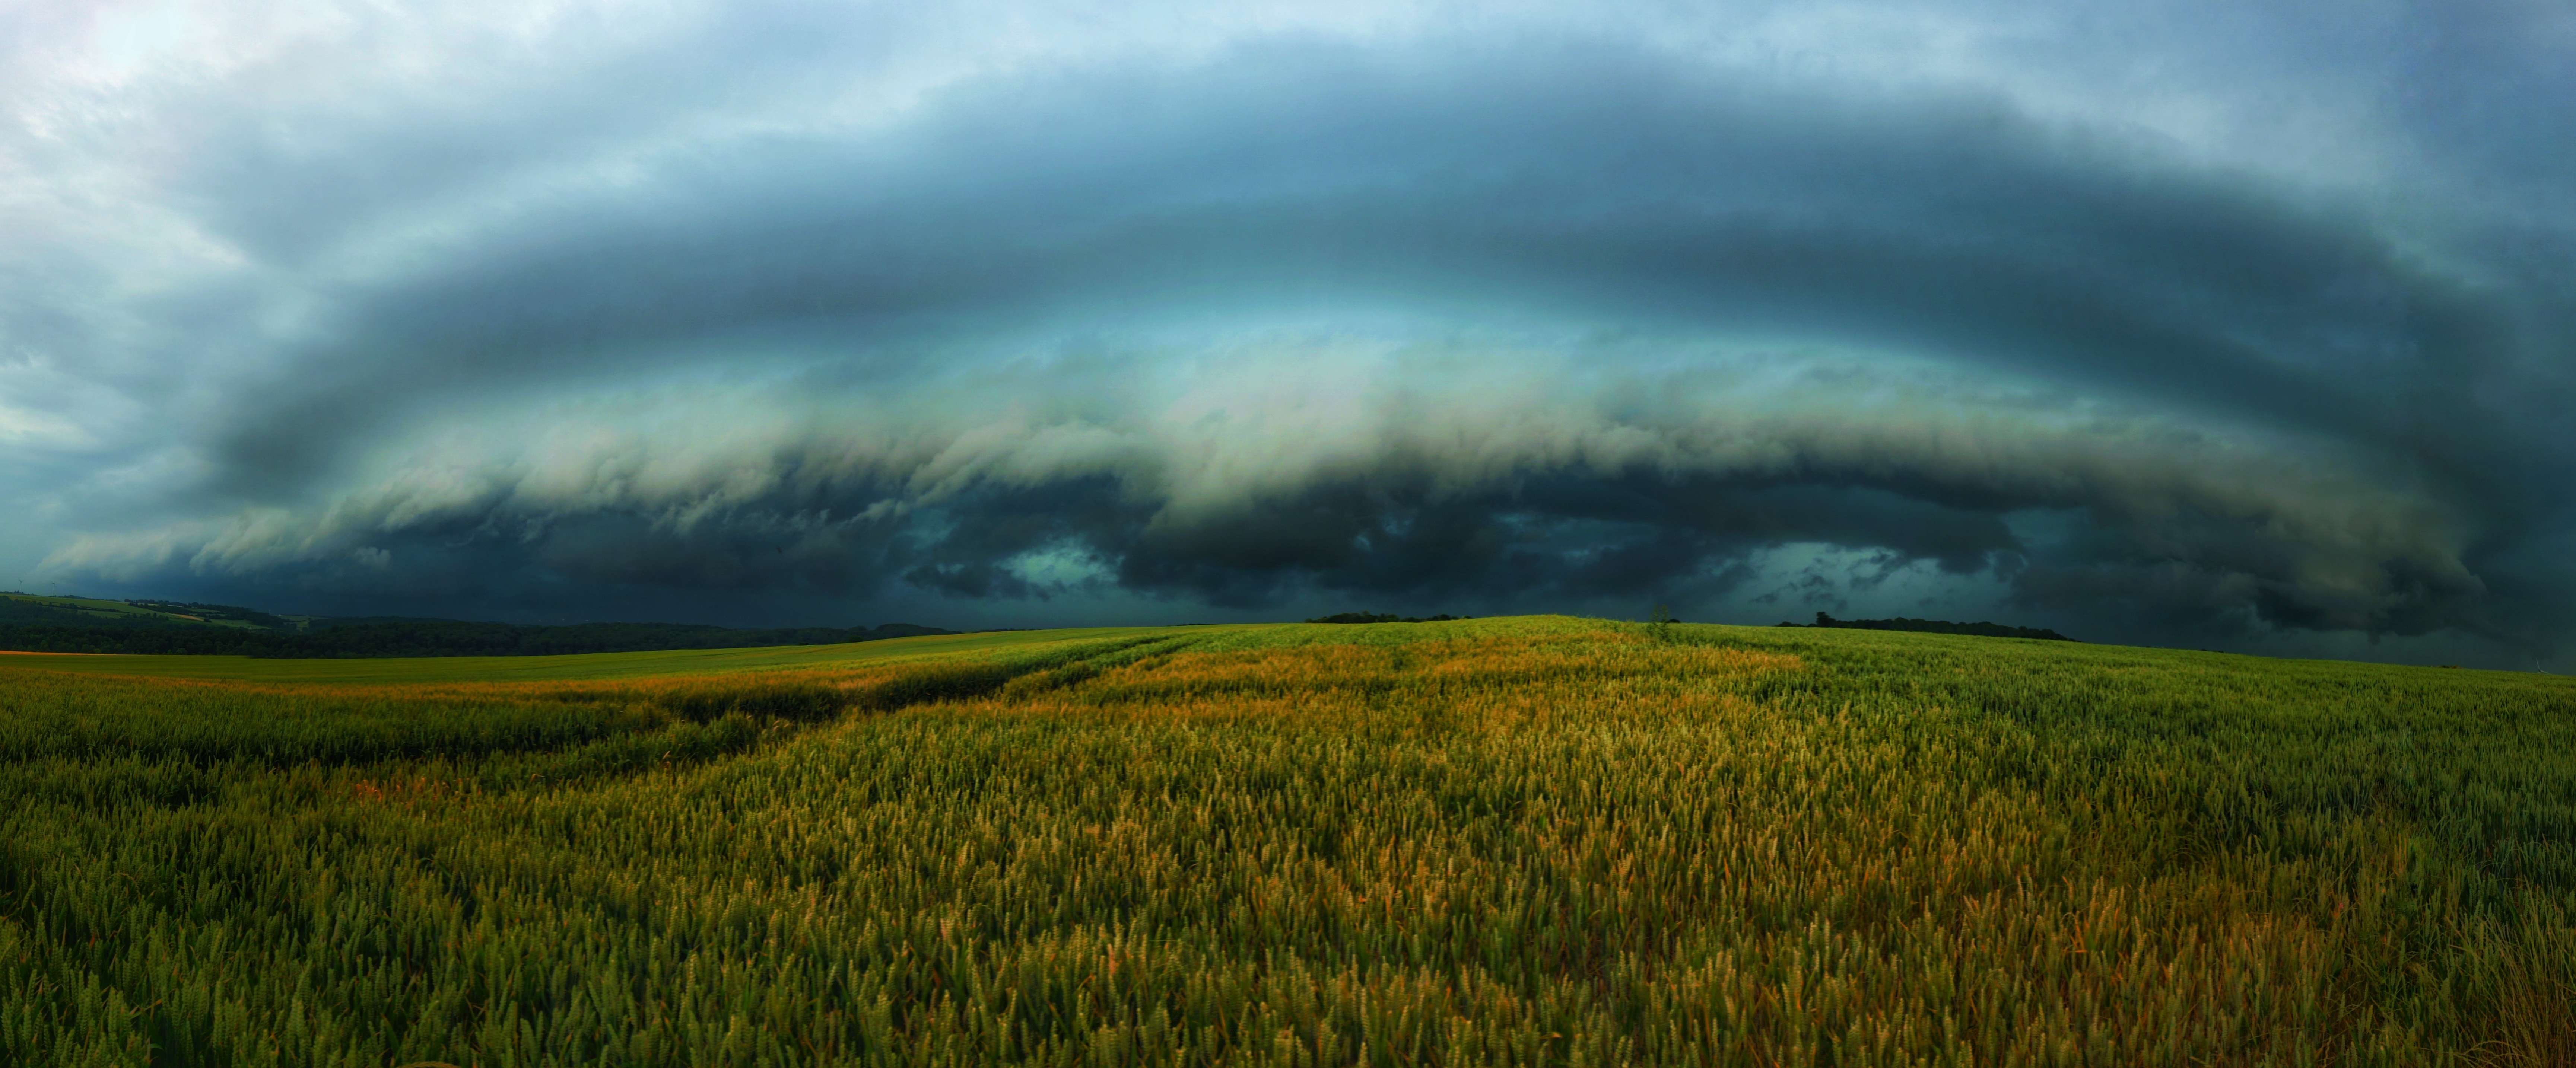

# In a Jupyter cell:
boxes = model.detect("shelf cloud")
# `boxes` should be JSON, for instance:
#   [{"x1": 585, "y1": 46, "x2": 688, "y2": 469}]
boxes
[{"x1": 6, "y1": 1, "x2": 2571, "y2": 666}]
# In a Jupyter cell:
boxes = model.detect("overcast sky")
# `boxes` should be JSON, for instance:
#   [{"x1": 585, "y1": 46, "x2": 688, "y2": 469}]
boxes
[{"x1": 4, "y1": 0, "x2": 2570, "y2": 666}]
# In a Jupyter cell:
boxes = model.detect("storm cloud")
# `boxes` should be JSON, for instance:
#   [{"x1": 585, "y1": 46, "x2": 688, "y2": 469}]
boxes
[{"x1": 6, "y1": 1, "x2": 2571, "y2": 666}]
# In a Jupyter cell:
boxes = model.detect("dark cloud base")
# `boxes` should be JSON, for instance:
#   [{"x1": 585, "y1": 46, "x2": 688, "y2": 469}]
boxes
[{"x1": 67, "y1": 441, "x2": 2509, "y2": 662}]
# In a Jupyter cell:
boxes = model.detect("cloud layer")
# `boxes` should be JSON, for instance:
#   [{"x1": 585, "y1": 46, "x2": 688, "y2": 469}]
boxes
[{"x1": 6, "y1": 1, "x2": 2572, "y2": 665}]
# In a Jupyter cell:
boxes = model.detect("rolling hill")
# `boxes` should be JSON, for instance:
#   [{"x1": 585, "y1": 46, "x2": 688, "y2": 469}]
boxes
[{"x1": 0, "y1": 592, "x2": 304, "y2": 632}]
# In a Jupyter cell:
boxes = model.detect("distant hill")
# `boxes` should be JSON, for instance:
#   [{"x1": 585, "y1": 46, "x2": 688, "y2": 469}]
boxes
[
  {"x1": 0, "y1": 592, "x2": 953, "y2": 657},
  {"x1": 1776, "y1": 612, "x2": 2075, "y2": 642},
  {"x1": 0, "y1": 593, "x2": 307, "y2": 632},
  {"x1": 276, "y1": 619, "x2": 956, "y2": 658}
]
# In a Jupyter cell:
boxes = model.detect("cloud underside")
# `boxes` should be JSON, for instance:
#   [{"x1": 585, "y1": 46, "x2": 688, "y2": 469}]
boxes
[{"x1": 47, "y1": 358, "x2": 2489, "y2": 640}]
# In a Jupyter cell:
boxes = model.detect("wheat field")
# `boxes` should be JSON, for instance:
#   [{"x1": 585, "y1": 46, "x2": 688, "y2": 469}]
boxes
[{"x1": 2, "y1": 616, "x2": 2571, "y2": 1066}]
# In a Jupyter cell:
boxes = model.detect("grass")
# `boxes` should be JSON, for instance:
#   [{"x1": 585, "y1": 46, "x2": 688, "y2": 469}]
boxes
[{"x1": 1, "y1": 616, "x2": 2571, "y2": 1066}]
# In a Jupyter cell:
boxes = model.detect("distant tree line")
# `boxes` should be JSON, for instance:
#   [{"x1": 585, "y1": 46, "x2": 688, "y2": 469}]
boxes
[
  {"x1": 1777, "y1": 612, "x2": 2075, "y2": 642},
  {"x1": 0, "y1": 620, "x2": 954, "y2": 658},
  {"x1": 1305, "y1": 613, "x2": 1472, "y2": 624},
  {"x1": 0, "y1": 625, "x2": 283, "y2": 656}
]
